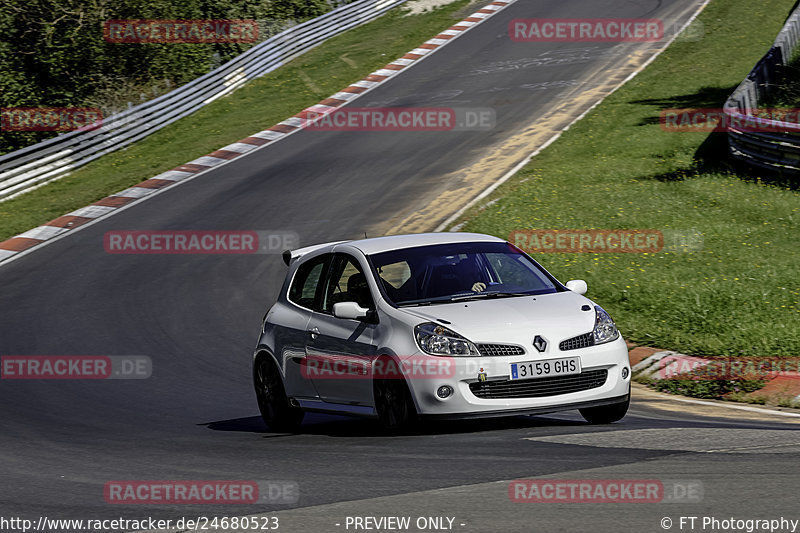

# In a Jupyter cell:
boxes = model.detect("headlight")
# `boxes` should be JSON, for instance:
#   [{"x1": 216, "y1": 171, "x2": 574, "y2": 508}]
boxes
[
  {"x1": 593, "y1": 305, "x2": 619, "y2": 344},
  {"x1": 415, "y1": 323, "x2": 480, "y2": 356}
]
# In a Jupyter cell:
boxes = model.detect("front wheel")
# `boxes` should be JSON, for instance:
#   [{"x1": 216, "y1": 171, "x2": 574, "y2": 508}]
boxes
[
  {"x1": 579, "y1": 395, "x2": 630, "y2": 424},
  {"x1": 254, "y1": 355, "x2": 304, "y2": 432},
  {"x1": 373, "y1": 358, "x2": 417, "y2": 432}
]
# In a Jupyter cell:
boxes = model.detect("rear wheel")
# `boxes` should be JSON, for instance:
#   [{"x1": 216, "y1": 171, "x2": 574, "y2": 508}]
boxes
[
  {"x1": 373, "y1": 357, "x2": 417, "y2": 432},
  {"x1": 579, "y1": 394, "x2": 630, "y2": 424},
  {"x1": 254, "y1": 355, "x2": 304, "y2": 432}
]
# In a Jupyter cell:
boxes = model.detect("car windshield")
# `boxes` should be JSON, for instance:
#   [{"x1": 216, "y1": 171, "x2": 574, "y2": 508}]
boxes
[{"x1": 368, "y1": 241, "x2": 561, "y2": 306}]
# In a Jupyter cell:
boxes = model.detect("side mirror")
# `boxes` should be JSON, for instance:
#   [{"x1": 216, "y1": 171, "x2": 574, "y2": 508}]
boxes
[
  {"x1": 565, "y1": 279, "x2": 588, "y2": 295},
  {"x1": 333, "y1": 301, "x2": 371, "y2": 321}
]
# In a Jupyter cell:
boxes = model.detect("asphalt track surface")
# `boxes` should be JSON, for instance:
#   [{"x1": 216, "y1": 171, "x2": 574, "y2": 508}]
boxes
[{"x1": 5, "y1": 0, "x2": 799, "y2": 532}]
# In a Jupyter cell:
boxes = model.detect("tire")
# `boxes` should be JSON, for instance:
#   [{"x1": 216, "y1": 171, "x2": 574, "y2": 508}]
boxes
[
  {"x1": 373, "y1": 357, "x2": 418, "y2": 432},
  {"x1": 579, "y1": 394, "x2": 630, "y2": 424},
  {"x1": 254, "y1": 355, "x2": 304, "y2": 432}
]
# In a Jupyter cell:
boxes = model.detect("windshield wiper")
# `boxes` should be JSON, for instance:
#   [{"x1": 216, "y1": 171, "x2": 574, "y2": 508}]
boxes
[
  {"x1": 448, "y1": 291, "x2": 533, "y2": 302},
  {"x1": 397, "y1": 300, "x2": 435, "y2": 307},
  {"x1": 398, "y1": 292, "x2": 534, "y2": 306}
]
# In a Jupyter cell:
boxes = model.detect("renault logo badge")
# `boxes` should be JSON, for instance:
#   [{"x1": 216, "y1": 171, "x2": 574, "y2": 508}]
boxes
[{"x1": 533, "y1": 335, "x2": 547, "y2": 352}]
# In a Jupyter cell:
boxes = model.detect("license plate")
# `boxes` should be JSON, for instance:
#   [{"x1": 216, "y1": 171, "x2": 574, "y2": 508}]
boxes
[{"x1": 510, "y1": 357, "x2": 581, "y2": 380}]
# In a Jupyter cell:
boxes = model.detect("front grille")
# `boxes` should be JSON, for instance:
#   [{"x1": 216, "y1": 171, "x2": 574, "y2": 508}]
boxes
[
  {"x1": 469, "y1": 369, "x2": 608, "y2": 399},
  {"x1": 476, "y1": 344, "x2": 526, "y2": 357},
  {"x1": 559, "y1": 332, "x2": 594, "y2": 351}
]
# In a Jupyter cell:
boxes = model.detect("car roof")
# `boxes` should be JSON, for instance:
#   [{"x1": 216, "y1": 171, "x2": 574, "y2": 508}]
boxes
[
  {"x1": 285, "y1": 233, "x2": 506, "y2": 265},
  {"x1": 345, "y1": 232, "x2": 505, "y2": 255}
]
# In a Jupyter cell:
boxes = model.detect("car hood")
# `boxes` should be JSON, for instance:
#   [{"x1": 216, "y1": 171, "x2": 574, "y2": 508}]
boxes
[{"x1": 398, "y1": 291, "x2": 598, "y2": 347}]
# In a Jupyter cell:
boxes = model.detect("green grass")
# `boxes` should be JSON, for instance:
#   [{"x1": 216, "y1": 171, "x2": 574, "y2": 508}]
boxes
[
  {"x1": 457, "y1": 0, "x2": 800, "y2": 358},
  {"x1": 648, "y1": 377, "x2": 766, "y2": 400},
  {"x1": 0, "y1": 0, "x2": 475, "y2": 242}
]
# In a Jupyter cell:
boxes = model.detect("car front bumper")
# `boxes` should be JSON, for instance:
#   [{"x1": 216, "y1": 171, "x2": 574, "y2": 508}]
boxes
[{"x1": 400, "y1": 336, "x2": 630, "y2": 417}]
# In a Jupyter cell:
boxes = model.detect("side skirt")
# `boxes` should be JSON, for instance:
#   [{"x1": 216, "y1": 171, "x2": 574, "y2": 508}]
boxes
[{"x1": 293, "y1": 398, "x2": 377, "y2": 418}]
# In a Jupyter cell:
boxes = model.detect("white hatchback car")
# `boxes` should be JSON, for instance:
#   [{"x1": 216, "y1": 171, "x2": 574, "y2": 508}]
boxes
[{"x1": 253, "y1": 232, "x2": 630, "y2": 431}]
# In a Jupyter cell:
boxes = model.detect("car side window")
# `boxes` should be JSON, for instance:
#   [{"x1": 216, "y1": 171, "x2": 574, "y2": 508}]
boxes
[
  {"x1": 288, "y1": 255, "x2": 330, "y2": 311},
  {"x1": 322, "y1": 255, "x2": 375, "y2": 313}
]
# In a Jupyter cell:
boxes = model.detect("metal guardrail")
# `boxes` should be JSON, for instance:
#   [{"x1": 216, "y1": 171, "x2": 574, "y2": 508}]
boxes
[
  {"x1": 0, "y1": 0, "x2": 406, "y2": 201},
  {"x1": 724, "y1": 5, "x2": 800, "y2": 174}
]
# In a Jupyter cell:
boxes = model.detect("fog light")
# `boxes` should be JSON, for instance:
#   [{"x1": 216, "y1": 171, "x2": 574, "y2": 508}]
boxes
[
  {"x1": 622, "y1": 367, "x2": 630, "y2": 379},
  {"x1": 437, "y1": 385, "x2": 453, "y2": 399}
]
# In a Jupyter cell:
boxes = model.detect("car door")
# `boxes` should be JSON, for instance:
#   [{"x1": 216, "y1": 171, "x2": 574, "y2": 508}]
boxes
[
  {"x1": 305, "y1": 253, "x2": 378, "y2": 406},
  {"x1": 281, "y1": 253, "x2": 331, "y2": 399}
]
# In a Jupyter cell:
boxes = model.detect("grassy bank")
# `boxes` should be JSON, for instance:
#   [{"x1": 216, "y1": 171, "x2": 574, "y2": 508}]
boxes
[
  {"x1": 0, "y1": 0, "x2": 474, "y2": 241},
  {"x1": 458, "y1": 0, "x2": 800, "y2": 357}
]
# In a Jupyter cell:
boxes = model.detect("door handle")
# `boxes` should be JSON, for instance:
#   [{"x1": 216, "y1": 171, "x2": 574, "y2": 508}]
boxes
[{"x1": 308, "y1": 327, "x2": 320, "y2": 339}]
